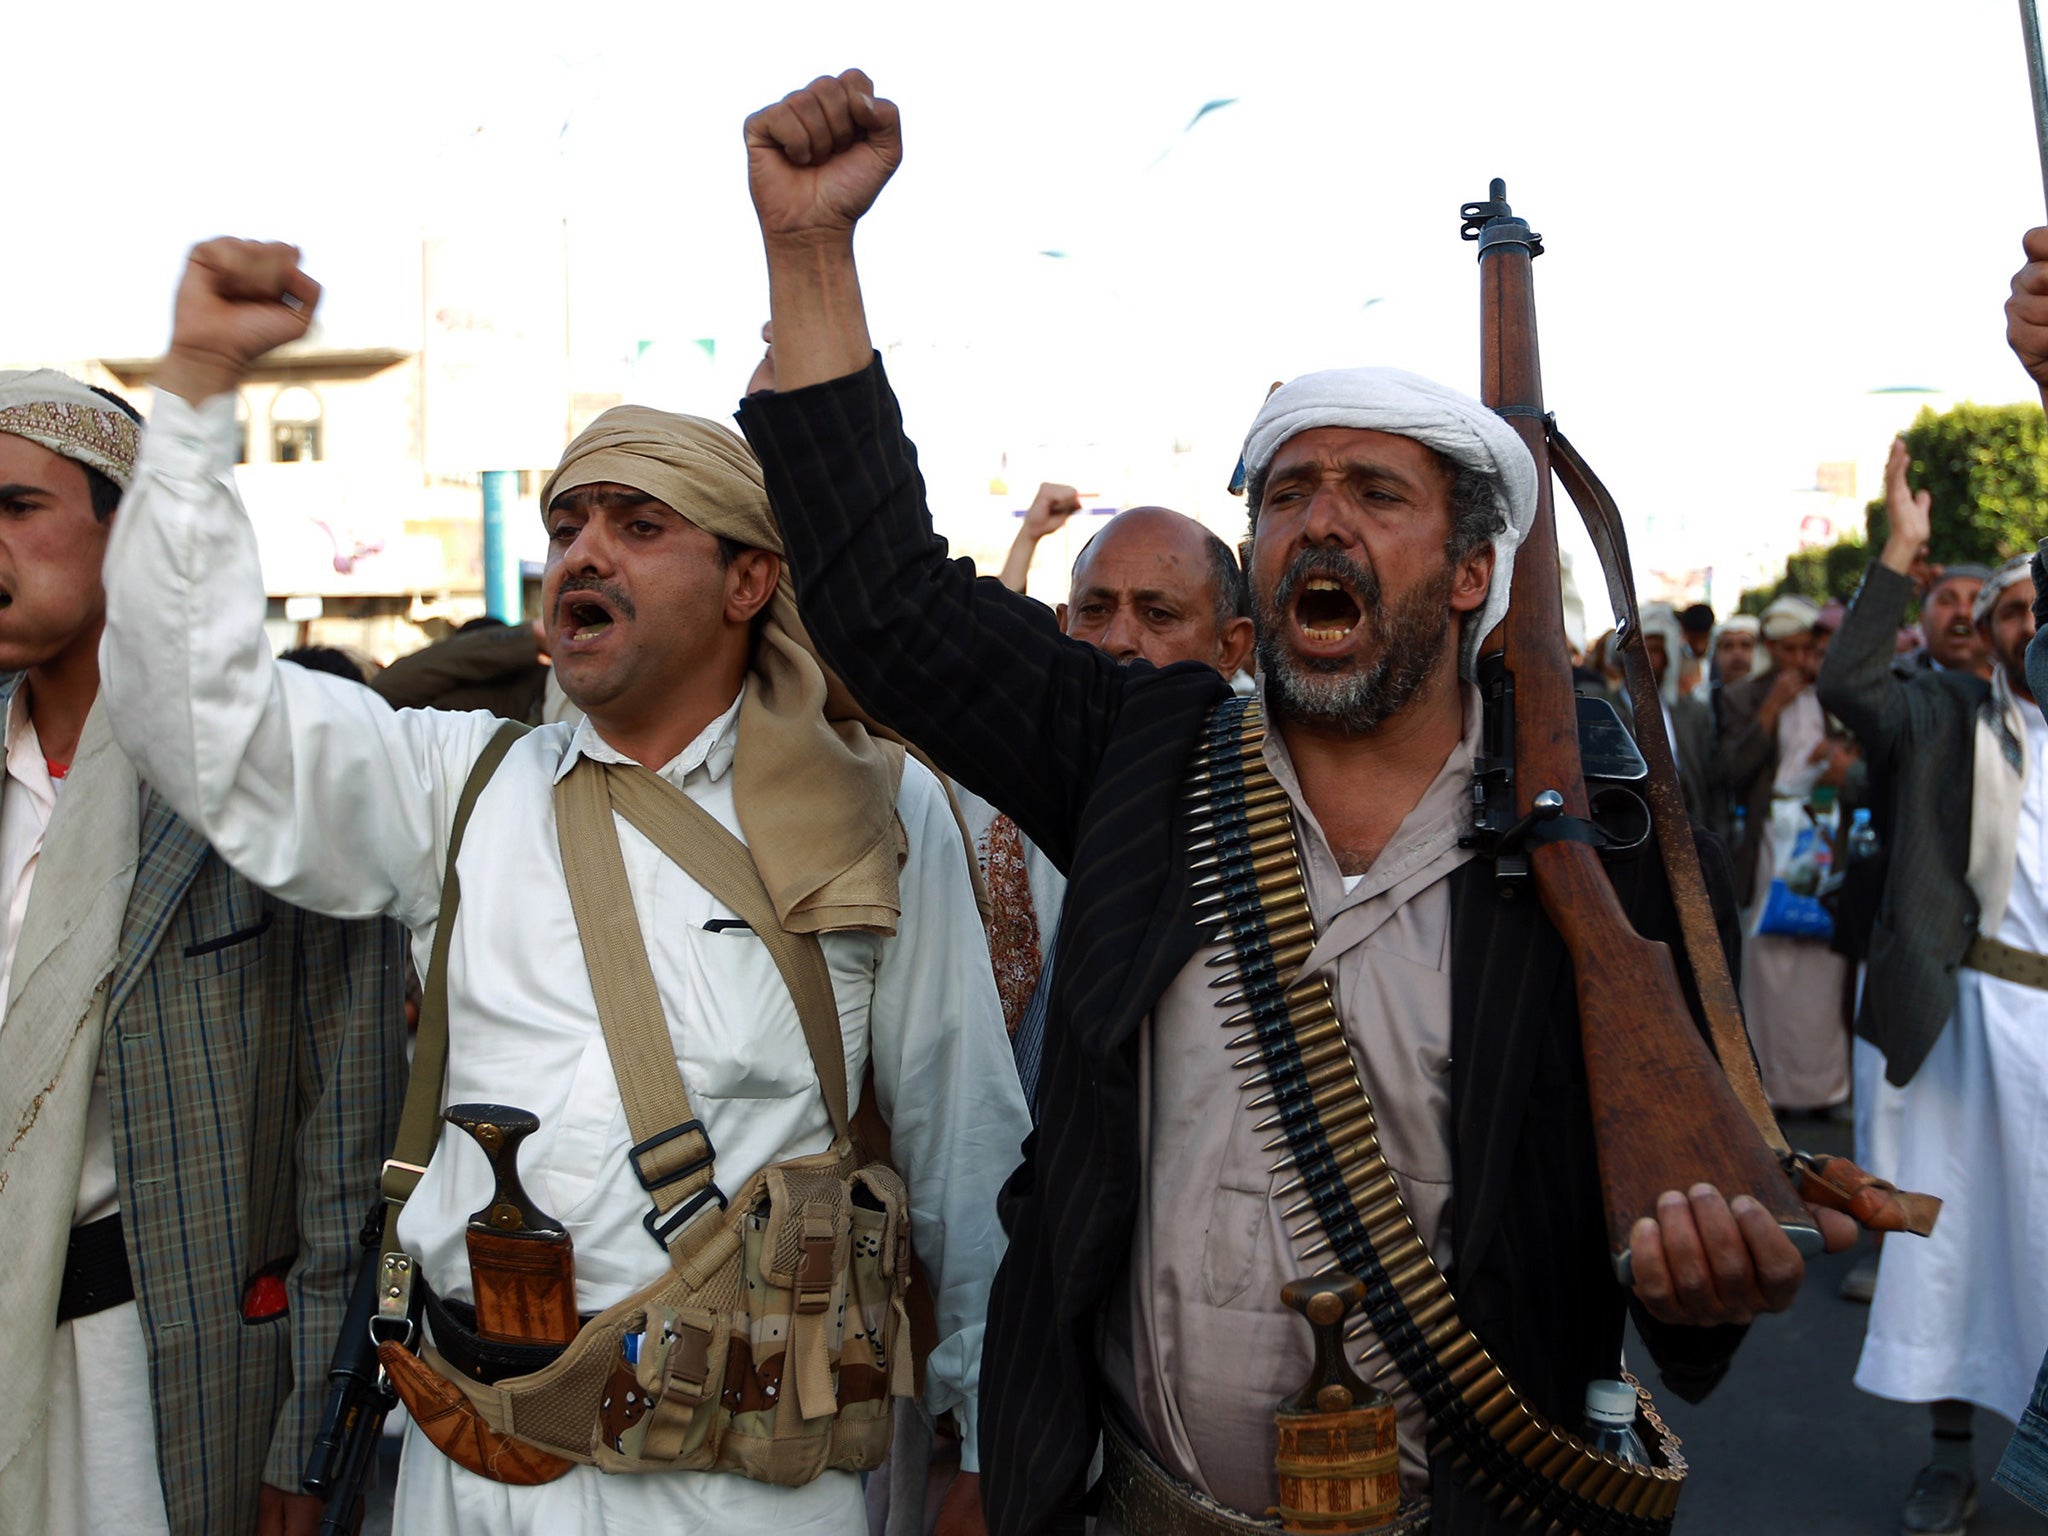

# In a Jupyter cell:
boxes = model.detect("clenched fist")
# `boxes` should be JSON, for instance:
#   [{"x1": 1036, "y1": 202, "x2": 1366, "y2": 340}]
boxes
[
  {"x1": 157, "y1": 239, "x2": 321, "y2": 405},
  {"x1": 744, "y1": 70, "x2": 902, "y2": 244},
  {"x1": 2007, "y1": 226, "x2": 2048, "y2": 404}
]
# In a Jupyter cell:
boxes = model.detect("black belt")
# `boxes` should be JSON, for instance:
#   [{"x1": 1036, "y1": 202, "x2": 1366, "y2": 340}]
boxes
[
  {"x1": 57, "y1": 1213, "x2": 135, "y2": 1325},
  {"x1": 420, "y1": 1278, "x2": 591, "y2": 1385}
]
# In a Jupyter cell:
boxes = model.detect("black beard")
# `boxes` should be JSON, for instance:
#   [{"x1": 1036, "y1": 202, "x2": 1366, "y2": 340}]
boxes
[{"x1": 1254, "y1": 548, "x2": 1455, "y2": 735}]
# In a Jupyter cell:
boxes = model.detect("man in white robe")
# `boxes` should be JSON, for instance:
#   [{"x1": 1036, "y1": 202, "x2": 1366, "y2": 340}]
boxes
[
  {"x1": 98, "y1": 240, "x2": 1027, "y2": 1536},
  {"x1": 1825, "y1": 485, "x2": 2048, "y2": 1534}
]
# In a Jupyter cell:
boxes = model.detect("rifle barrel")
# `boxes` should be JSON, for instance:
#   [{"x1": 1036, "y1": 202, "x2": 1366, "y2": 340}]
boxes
[{"x1": 2023, "y1": 0, "x2": 2048, "y2": 216}]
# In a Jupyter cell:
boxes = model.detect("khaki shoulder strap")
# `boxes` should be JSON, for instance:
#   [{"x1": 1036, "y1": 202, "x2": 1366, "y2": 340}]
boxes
[
  {"x1": 603, "y1": 763, "x2": 852, "y2": 1138},
  {"x1": 380, "y1": 720, "x2": 530, "y2": 1236},
  {"x1": 553, "y1": 759, "x2": 854, "y2": 1257}
]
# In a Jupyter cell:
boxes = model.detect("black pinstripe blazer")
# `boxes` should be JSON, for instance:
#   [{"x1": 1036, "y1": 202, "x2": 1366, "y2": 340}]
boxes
[{"x1": 740, "y1": 360, "x2": 1744, "y2": 1536}]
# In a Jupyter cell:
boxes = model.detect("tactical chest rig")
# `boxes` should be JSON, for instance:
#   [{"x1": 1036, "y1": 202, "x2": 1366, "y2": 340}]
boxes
[
  {"x1": 1182, "y1": 696, "x2": 1684, "y2": 1536},
  {"x1": 373, "y1": 724, "x2": 915, "y2": 1485}
]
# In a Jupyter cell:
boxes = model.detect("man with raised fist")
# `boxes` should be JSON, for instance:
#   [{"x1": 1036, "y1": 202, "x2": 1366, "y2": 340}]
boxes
[
  {"x1": 737, "y1": 69, "x2": 1837, "y2": 1536},
  {"x1": 98, "y1": 238, "x2": 1023, "y2": 1536}
]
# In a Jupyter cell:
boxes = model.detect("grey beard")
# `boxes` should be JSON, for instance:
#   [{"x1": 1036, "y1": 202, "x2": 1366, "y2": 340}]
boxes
[{"x1": 1255, "y1": 550, "x2": 1455, "y2": 735}]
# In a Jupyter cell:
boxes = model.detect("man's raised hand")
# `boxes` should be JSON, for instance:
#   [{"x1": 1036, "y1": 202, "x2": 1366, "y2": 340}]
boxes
[
  {"x1": 745, "y1": 70, "x2": 902, "y2": 244},
  {"x1": 1880, "y1": 435, "x2": 1932, "y2": 576},
  {"x1": 158, "y1": 239, "x2": 321, "y2": 406},
  {"x1": 2008, "y1": 226, "x2": 2048, "y2": 408}
]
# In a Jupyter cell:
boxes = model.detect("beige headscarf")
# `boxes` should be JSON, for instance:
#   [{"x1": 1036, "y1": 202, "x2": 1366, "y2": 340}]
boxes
[{"x1": 540, "y1": 407, "x2": 907, "y2": 935}]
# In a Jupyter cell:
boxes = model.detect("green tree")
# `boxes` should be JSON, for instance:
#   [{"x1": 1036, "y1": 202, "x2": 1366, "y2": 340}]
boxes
[
  {"x1": 1865, "y1": 401, "x2": 2048, "y2": 564},
  {"x1": 1736, "y1": 534, "x2": 1868, "y2": 614},
  {"x1": 1739, "y1": 399, "x2": 2048, "y2": 613}
]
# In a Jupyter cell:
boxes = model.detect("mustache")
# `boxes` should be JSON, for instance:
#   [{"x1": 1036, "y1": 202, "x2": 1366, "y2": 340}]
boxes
[
  {"x1": 1264, "y1": 547, "x2": 1380, "y2": 627},
  {"x1": 554, "y1": 575, "x2": 636, "y2": 622}
]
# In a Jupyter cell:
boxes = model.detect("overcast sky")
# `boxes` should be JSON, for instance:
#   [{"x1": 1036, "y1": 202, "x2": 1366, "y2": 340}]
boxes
[{"x1": 12, "y1": 0, "x2": 2047, "y2": 614}]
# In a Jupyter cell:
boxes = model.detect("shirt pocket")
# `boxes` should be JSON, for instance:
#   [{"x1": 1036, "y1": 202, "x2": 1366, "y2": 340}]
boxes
[
  {"x1": 678, "y1": 907, "x2": 878, "y2": 1102},
  {"x1": 1201, "y1": 1180, "x2": 1272, "y2": 1308}
]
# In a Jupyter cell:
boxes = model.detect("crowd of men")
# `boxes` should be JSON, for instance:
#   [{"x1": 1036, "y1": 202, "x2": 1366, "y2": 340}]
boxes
[{"x1": 3, "y1": 66, "x2": 2048, "y2": 1536}]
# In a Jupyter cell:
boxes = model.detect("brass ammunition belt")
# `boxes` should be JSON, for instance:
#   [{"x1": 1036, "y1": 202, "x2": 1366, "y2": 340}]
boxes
[{"x1": 1183, "y1": 696, "x2": 1684, "y2": 1536}]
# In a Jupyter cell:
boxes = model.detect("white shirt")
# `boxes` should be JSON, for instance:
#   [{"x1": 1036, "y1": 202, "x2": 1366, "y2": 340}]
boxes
[{"x1": 101, "y1": 393, "x2": 1028, "y2": 1524}]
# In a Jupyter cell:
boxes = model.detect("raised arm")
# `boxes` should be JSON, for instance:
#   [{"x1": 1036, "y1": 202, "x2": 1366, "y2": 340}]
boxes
[
  {"x1": 736, "y1": 75, "x2": 1206, "y2": 865},
  {"x1": 997, "y1": 482, "x2": 1082, "y2": 595},
  {"x1": 101, "y1": 241, "x2": 502, "y2": 927},
  {"x1": 1816, "y1": 439, "x2": 1927, "y2": 754}
]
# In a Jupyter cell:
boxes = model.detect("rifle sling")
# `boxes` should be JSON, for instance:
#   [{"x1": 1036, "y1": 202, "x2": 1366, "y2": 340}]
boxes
[
  {"x1": 1187, "y1": 695, "x2": 1686, "y2": 1536},
  {"x1": 1546, "y1": 423, "x2": 1791, "y2": 1161}
]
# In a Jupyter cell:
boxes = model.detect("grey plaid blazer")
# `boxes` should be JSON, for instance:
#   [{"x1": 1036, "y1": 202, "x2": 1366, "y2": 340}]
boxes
[
  {"x1": 1815, "y1": 563, "x2": 1988, "y2": 1085},
  {"x1": 5, "y1": 679, "x2": 409, "y2": 1534}
]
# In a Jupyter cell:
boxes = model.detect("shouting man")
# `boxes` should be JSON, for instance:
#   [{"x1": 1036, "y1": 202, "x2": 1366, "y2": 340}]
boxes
[
  {"x1": 99, "y1": 242, "x2": 1026, "y2": 1535},
  {"x1": 734, "y1": 71, "x2": 1844, "y2": 1536}
]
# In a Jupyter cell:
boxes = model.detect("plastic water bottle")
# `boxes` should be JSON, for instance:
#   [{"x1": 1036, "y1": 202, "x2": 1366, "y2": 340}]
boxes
[
  {"x1": 1582, "y1": 1380, "x2": 1651, "y2": 1466},
  {"x1": 1845, "y1": 807, "x2": 1879, "y2": 863}
]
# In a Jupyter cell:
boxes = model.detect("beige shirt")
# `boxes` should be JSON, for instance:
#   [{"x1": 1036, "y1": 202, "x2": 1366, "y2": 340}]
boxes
[{"x1": 1107, "y1": 682, "x2": 1481, "y2": 1516}]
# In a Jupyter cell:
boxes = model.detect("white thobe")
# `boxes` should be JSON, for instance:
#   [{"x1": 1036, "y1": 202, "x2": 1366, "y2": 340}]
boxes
[
  {"x1": 0, "y1": 689, "x2": 170, "y2": 1536},
  {"x1": 100, "y1": 393, "x2": 1030, "y2": 1534},
  {"x1": 1857, "y1": 698, "x2": 2048, "y2": 1421}
]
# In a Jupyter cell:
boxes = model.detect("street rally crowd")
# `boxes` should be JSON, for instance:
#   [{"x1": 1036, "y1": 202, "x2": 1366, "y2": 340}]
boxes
[{"x1": 7, "y1": 67, "x2": 2048, "y2": 1536}]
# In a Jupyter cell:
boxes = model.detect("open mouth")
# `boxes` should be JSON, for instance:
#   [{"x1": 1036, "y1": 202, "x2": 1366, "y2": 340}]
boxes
[
  {"x1": 1947, "y1": 620, "x2": 1975, "y2": 639},
  {"x1": 563, "y1": 596, "x2": 616, "y2": 641},
  {"x1": 1294, "y1": 577, "x2": 1363, "y2": 643}
]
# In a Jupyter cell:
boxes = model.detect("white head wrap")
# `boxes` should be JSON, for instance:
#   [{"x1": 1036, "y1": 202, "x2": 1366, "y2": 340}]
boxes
[
  {"x1": 1240, "y1": 367, "x2": 1539, "y2": 675},
  {"x1": 1637, "y1": 602, "x2": 1687, "y2": 703},
  {"x1": 1759, "y1": 594, "x2": 1819, "y2": 641},
  {"x1": 1973, "y1": 554, "x2": 2033, "y2": 628},
  {"x1": 0, "y1": 370, "x2": 139, "y2": 489}
]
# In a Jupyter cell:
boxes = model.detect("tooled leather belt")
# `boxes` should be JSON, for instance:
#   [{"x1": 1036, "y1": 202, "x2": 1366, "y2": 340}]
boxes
[{"x1": 1099, "y1": 1414, "x2": 1430, "y2": 1536}]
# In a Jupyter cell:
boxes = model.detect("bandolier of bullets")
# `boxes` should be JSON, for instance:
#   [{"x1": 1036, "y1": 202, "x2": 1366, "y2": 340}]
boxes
[{"x1": 1183, "y1": 696, "x2": 1686, "y2": 1536}]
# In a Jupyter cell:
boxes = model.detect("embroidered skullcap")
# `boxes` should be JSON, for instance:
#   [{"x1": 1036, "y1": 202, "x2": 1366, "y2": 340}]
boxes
[
  {"x1": 0, "y1": 370, "x2": 139, "y2": 488},
  {"x1": 1759, "y1": 594, "x2": 1820, "y2": 640},
  {"x1": 1240, "y1": 367, "x2": 1538, "y2": 675},
  {"x1": 1972, "y1": 555, "x2": 2033, "y2": 628}
]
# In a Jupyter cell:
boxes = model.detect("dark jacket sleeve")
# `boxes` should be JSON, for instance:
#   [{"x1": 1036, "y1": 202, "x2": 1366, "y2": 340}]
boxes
[
  {"x1": 738, "y1": 357, "x2": 1144, "y2": 868},
  {"x1": 1817, "y1": 562, "x2": 1917, "y2": 758}
]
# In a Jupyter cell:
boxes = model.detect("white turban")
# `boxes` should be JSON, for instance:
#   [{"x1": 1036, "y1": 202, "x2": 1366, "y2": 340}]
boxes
[
  {"x1": 1759, "y1": 594, "x2": 1819, "y2": 641},
  {"x1": 0, "y1": 370, "x2": 139, "y2": 489},
  {"x1": 1973, "y1": 554, "x2": 2032, "y2": 628},
  {"x1": 1638, "y1": 602, "x2": 1687, "y2": 703},
  {"x1": 1240, "y1": 366, "x2": 1539, "y2": 675}
]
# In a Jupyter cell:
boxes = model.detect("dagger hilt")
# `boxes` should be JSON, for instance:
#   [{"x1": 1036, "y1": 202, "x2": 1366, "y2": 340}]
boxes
[
  {"x1": 445, "y1": 1103, "x2": 566, "y2": 1239},
  {"x1": 1279, "y1": 1274, "x2": 1378, "y2": 1415}
]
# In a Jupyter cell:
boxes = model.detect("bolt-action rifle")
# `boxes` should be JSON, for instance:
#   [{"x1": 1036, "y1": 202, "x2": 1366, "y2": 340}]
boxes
[{"x1": 1460, "y1": 179, "x2": 1939, "y2": 1276}]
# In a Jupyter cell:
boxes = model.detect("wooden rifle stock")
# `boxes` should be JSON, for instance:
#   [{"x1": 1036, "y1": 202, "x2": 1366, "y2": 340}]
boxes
[{"x1": 1467, "y1": 183, "x2": 1822, "y2": 1276}]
